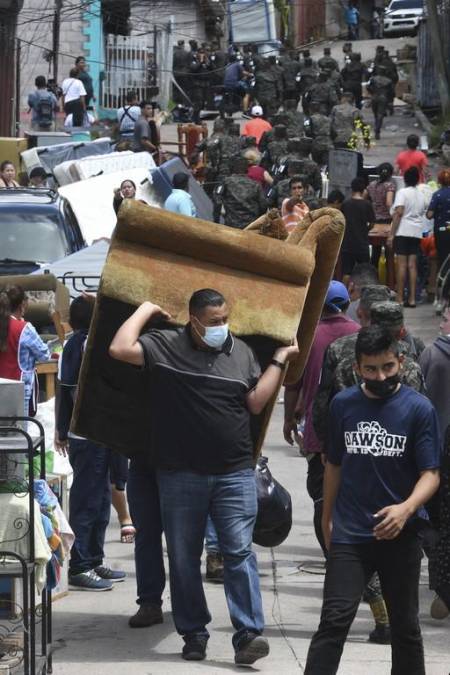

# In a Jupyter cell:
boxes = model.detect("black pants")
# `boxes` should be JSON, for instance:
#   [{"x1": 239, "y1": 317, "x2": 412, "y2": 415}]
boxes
[
  {"x1": 372, "y1": 98, "x2": 388, "y2": 136},
  {"x1": 64, "y1": 98, "x2": 84, "y2": 126},
  {"x1": 306, "y1": 454, "x2": 326, "y2": 555},
  {"x1": 305, "y1": 531, "x2": 424, "y2": 675}
]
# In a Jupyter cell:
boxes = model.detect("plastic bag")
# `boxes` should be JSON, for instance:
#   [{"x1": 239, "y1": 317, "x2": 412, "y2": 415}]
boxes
[{"x1": 253, "y1": 456, "x2": 292, "y2": 547}]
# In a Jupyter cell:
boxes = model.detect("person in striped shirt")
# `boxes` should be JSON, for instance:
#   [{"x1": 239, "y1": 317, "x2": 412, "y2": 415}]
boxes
[{"x1": 281, "y1": 176, "x2": 310, "y2": 232}]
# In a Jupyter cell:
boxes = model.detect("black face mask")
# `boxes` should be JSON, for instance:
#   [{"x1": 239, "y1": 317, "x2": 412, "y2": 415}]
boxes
[{"x1": 364, "y1": 373, "x2": 400, "y2": 398}]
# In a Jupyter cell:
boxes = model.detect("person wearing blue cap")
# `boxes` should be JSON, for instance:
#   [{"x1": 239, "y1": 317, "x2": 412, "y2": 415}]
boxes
[{"x1": 284, "y1": 280, "x2": 359, "y2": 554}]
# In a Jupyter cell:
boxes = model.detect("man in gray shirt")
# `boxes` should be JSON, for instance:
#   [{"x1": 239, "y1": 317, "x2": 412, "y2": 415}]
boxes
[{"x1": 133, "y1": 101, "x2": 159, "y2": 154}]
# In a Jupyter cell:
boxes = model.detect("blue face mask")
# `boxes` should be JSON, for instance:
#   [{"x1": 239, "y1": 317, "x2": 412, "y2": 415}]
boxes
[
  {"x1": 202, "y1": 323, "x2": 229, "y2": 349},
  {"x1": 193, "y1": 317, "x2": 229, "y2": 349}
]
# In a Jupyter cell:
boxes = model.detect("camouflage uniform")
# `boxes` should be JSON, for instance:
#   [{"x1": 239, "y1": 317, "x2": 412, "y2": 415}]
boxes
[
  {"x1": 318, "y1": 54, "x2": 339, "y2": 72},
  {"x1": 284, "y1": 109, "x2": 305, "y2": 138},
  {"x1": 341, "y1": 57, "x2": 365, "y2": 108},
  {"x1": 263, "y1": 124, "x2": 288, "y2": 168},
  {"x1": 280, "y1": 139, "x2": 322, "y2": 193},
  {"x1": 313, "y1": 297, "x2": 426, "y2": 445},
  {"x1": 369, "y1": 302, "x2": 426, "y2": 360},
  {"x1": 298, "y1": 61, "x2": 318, "y2": 114},
  {"x1": 367, "y1": 71, "x2": 393, "y2": 139},
  {"x1": 305, "y1": 113, "x2": 332, "y2": 165},
  {"x1": 305, "y1": 79, "x2": 338, "y2": 116},
  {"x1": 255, "y1": 63, "x2": 280, "y2": 118},
  {"x1": 280, "y1": 54, "x2": 301, "y2": 104},
  {"x1": 330, "y1": 101, "x2": 362, "y2": 147},
  {"x1": 220, "y1": 175, "x2": 267, "y2": 229}
]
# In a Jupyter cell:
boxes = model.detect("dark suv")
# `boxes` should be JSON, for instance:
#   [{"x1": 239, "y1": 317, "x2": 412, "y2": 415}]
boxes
[{"x1": 0, "y1": 189, "x2": 86, "y2": 275}]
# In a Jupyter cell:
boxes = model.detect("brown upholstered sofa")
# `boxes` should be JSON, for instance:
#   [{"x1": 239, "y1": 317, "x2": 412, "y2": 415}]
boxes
[{"x1": 72, "y1": 203, "x2": 345, "y2": 459}]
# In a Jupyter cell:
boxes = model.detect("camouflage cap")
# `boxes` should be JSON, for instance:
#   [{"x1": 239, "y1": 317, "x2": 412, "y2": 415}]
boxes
[
  {"x1": 359, "y1": 285, "x2": 392, "y2": 312},
  {"x1": 370, "y1": 301, "x2": 404, "y2": 328}
]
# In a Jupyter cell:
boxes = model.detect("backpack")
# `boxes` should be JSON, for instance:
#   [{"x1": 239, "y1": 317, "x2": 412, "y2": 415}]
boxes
[{"x1": 36, "y1": 92, "x2": 54, "y2": 127}]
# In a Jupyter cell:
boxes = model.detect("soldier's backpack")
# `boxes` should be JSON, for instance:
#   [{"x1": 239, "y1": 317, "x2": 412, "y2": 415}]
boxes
[{"x1": 36, "y1": 93, "x2": 54, "y2": 127}]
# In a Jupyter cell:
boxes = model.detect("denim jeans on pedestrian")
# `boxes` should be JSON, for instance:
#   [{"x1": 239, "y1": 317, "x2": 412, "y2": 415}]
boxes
[
  {"x1": 68, "y1": 438, "x2": 111, "y2": 575},
  {"x1": 305, "y1": 529, "x2": 425, "y2": 675},
  {"x1": 127, "y1": 458, "x2": 166, "y2": 607},
  {"x1": 205, "y1": 516, "x2": 220, "y2": 554},
  {"x1": 157, "y1": 468, "x2": 264, "y2": 648}
]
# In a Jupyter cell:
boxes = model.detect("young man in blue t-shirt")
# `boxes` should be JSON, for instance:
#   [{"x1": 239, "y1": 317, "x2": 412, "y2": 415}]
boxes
[{"x1": 305, "y1": 325, "x2": 440, "y2": 675}]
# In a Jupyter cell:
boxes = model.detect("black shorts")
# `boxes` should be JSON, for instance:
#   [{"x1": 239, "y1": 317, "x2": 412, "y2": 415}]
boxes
[
  {"x1": 341, "y1": 249, "x2": 370, "y2": 276},
  {"x1": 394, "y1": 236, "x2": 421, "y2": 256}
]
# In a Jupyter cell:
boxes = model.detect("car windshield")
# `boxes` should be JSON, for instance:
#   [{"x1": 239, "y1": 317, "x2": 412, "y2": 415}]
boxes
[
  {"x1": 389, "y1": 0, "x2": 422, "y2": 9},
  {"x1": 0, "y1": 209, "x2": 67, "y2": 263}
]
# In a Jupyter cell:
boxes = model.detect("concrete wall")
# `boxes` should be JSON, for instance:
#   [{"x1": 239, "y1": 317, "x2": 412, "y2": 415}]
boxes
[
  {"x1": 130, "y1": 1, "x2": 206, "y2": 44},
  {"x1": 17, "y1": 0, "x2": 85, "y2": 109}
]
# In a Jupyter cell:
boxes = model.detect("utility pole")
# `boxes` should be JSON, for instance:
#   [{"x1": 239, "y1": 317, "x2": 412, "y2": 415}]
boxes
[
  {"x1": 15, "y1": 38, "x2": 21, "y2": 137},
  {"x1": 53, "y1": 0, "x2": 63, "y2": 83},
  {"x1": 426, "y1": 0, "x2": 450, "y2": 114}
]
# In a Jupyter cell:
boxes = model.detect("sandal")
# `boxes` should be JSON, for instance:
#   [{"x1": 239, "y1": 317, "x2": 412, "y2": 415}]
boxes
[{"x1": 120, "y1": 523, "x2": 136, "y2": 544}]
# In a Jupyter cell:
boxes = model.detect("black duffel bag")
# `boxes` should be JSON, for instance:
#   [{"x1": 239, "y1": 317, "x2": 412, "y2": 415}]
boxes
[{"x1": 253, "y1": 456, "x2": 292, "y2": 548}]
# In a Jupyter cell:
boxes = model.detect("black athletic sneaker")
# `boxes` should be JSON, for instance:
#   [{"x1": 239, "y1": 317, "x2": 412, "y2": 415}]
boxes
[
  {"x1": 128, "y1": 604, "x2": 163, "y2": 628},
  {"x1": 182, "y1": 635, "x2": 208, "y2": 661},
  {"x1": 234, "y1": 633, "x2": 269, "y2": 665},
  {"x1": 369, "y1": 624, "x2": 391, "y2": 644}
]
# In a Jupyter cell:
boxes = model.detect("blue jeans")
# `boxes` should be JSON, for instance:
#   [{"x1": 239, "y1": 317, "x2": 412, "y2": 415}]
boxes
[
  {"x1": 205, "y1": 516, "x2": 220, "y2": 554},
  {"x1": 157, "y1": 468, "x2": 264, "y2": 647},
  {"x1": 68, "y1": 439, "x2": 111, "y2": 574},
  {"x1": 127, "y1": 458, "x2": 166, "y2": 606}
]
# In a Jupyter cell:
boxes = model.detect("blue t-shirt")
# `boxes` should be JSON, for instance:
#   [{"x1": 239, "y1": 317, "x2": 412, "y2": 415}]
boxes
[
  {"x1": 328, "y1": 384, "x2": 441, "y2": 544},
  {"x1": 428, "y1": 186, "x2": 450, "y2": 233},
  {"x1": 164, "y1": 189, "x2": 197, "y2": 217},
  {"x1": 224, "y1": 62, "x2": 244, "y2": 88}
]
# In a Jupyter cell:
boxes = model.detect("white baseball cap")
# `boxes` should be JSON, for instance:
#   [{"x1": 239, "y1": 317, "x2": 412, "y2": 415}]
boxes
[{"x1": 251, "y1": 105, "x2": 263, "y2": 116}]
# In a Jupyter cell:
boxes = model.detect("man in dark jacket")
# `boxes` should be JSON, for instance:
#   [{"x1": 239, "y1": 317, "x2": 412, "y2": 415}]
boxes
[{"x1": 419, "y1": 311, "x2": 450, "y2": 437}]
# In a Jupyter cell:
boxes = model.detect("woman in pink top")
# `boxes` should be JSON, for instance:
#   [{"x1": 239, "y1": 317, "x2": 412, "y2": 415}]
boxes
[
  {"x1": 395, "y1": 134, "x2": 428, "y2": 183},
  {"x1": 281, "y1": 176, "x2": 310, "y2": 232}
]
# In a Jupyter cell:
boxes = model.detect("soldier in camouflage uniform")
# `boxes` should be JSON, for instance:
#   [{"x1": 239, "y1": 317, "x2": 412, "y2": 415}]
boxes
[
  {"x1": 265, "y1": 124, "x2": 289, "y2": 169},
  {"x1": 197, "y1": 119, "x2": 239, "y2": 222},
  {"x1": 367, "y1": 65, "x2": 393, "y2": 140},
  {"x1": 318, "y1": 47, "x2": 339, "y2": 73},
  {"x1": 305, "y1": 101, "x2": 333, "y2": 166},
  {"x1": 298, "y1": 58, "x2": 319, "y2": 115},
  {"x1": 330, "y1": 91, "x2": 365, "y2": 149},
  {"x1": 305, "y1": 69, "x2": 338, "y2": 116},
  {"x1": 281, "y1": 137, "x2": 322, "y2": 194},
  {"x1": 255, "y1": 59, "x2": 280, "y2": 118},
  {"x1": 370, "y1": 301, "x2": 425, "y2": 360},
  {"x1": 313, "y1": 288, "x2": 426, "y2": 447},
  {"x1": 380, "y1": 49, "x2": 399, "y2": 115},
  {"x1": 341, "y1": 52, "x2": 365, "y2": 109},
  {"x1": 217, "y1": 157, "x2": 267, "y2": 229},
  {"x1": 268, "y1": 55, "x2": 284, "y2": 108},
  {"x1": 283, "y1": 99, "x2": 304, "y2": 138},
  {"x1": 279, "y1": 50, "x2": 301, "y2": 105},
  {"x1": 196, "y1": 117, "x2": 226, "y2": 197}
]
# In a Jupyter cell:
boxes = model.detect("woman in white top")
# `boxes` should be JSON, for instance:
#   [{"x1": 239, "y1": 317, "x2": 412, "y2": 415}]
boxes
[
  {"x1": 388, "y1": 166, "x2": 429, "y2": 308},
  {"x1": 61, "y1": 68, "x2": 87, "y2": 127}
]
